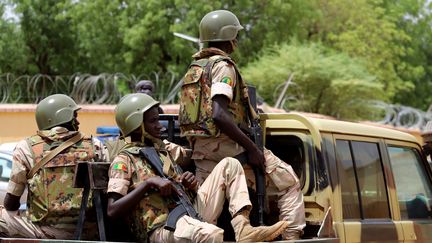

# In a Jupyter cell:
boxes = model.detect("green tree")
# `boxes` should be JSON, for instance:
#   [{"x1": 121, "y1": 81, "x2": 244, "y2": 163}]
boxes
[
  {"x1": 1, "y1": 1, "x2": 320, "y2": 76},
  {"x1": 4, "y1": 0, "x2": 432, "y2": 112},
  {"x1": 313, "y1": 0, "x2": 418, "y2": 102},
  {"x1": 11, "y1": 0, "x2": 78, "y2": 74},
  {"x1": 242, "y1": 42, "x2": 383, "y2": 120},
  {"x1": 67, "y1": 0, "x2": 126, "y2": 73},
  {"x1": 384, "y1": 0, "x2": 432, "y2": 110},
  {"x1": 0, "y1": 3, "x2": 27, "y2": 74}
]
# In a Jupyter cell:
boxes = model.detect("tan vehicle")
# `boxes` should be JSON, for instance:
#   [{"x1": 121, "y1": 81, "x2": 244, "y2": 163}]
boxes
[
  {"x1": 261, "y1": 112, "x2": 432, "y2": 242},
  {"x1": 1, "y1": 112, "x2": 429, "y2": 242}
]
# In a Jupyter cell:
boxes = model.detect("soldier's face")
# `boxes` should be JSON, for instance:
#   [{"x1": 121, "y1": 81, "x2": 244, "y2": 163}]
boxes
[
  {"x1": 143, "y1": 106, "x2": 163, "y2": 138},
  {"x1": 136, "y1": 81, "x2": 154, "y2": 97}
]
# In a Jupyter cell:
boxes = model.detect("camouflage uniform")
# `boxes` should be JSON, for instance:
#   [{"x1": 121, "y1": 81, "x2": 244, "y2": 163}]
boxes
[
  {"x1": 107, "y1": 141, "x2": 251, "y2": 243},
  {"x1": 0, "y1": 127, "x2": 108, "y2": 239},
  {"x1": 179, "y1": 48, "x2": 306, "y2": 239}
]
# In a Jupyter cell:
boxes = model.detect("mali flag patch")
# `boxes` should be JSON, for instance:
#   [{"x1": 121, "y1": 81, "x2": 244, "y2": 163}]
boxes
[
  {"x1": 113, "y1": 162, "x2": 128, "y2": 172},
  {"x1": 221, "y1": 77, "x2": 234, "y2": 87}
]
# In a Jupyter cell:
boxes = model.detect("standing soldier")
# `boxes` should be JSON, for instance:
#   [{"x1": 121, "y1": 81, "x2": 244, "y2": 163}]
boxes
[
  {"x1": 0, "y1": 94, "x2": 108, "y2": 239},
  {"x1": 179, "y1": 9, "x2": 306, "y2": 240},
  {"x1": 106, "y1": 93, "x2": 289, "y2": 242}
]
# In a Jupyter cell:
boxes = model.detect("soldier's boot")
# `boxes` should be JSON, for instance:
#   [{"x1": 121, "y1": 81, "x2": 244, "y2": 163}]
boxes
[{"x1": 231, "y1": 210, "x2": 289, "y2": 242}]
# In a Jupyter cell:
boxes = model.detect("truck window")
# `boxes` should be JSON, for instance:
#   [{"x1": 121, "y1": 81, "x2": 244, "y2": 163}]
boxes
[
  {"x1": 265, "y1": 135, "x2": 305, "y2": 185},
  {"x1": 336, "y1": 140, "x2": 390, "y2": 219},
  {"x1": 388, "y1": 146, "x2": 432, "y2": 220}
]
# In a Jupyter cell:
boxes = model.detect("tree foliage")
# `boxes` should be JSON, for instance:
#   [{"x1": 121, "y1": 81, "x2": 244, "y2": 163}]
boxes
[
  {"x1": 312, "y1": 0, "x2": 422, "y2": 101},
  {"x1": 3, "y1": 0, "x2": 319, "y2": 74},
  {"x1": 242, "y1": 42, "x2": 383, "y2": 120},
  {"x1": 1, "y1": 0, "x2": 432, "y2": 118},
  {"x1": 386, "y1": 0, "x2": 432, "y2": 110},
  {"x1": 12, "y1": 0, "x2": 78, "y2": 74},
  {"x1": 0, "y1": 3, "x2": 27, "y2": 74}
]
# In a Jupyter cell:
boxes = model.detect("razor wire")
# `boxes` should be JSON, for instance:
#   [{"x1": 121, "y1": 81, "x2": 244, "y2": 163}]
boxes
[
  {"x1": 370, "y1": 101, "x2": 432, "y2": 131},
  {"x1": 3, "y1": 73, "x2": 432, "y2": 130},
  {"x1": 270, "y1": 74, "x2": 432, "y2": 131},
  {"x1": 0, "y1": 72, "x2": 182, "y2": 105}
]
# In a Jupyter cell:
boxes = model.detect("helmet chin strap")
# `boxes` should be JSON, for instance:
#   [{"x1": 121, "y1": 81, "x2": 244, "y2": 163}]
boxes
[
  {"x1": 140, "y1": 123, "x2": 145, "y2": 144},
  {"x1": 71, "y1": 120, "x2": 78, "y2": 131},
  {"x1": 230, "y1": 39, "x2": 238, "y2": 51}
]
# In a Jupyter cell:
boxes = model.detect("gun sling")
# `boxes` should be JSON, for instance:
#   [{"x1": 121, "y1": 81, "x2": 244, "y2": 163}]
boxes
[{"x1": 27, "y1": 132, "x2": 83, "y2": 179}]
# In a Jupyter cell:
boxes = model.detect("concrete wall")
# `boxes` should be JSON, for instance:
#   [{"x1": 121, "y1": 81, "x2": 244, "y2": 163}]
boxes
[{"x1": 0, "y1": 104, "x2": 180, "y2": 143}]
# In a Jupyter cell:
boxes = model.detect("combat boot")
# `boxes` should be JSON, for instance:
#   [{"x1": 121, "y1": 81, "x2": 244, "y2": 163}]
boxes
[{"x1": 231, "y1": 210, "x2": 289, "y2": 242}]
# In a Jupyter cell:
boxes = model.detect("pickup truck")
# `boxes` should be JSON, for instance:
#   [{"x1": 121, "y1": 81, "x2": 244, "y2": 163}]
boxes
[
  {"x1": 2, "y1": 112, "x2": 431, "y2": 242},
  {"x1": 257, "y1": 112, "x2": 432, "y2": 242},
  {"x1": 155, "y1": 112, "x2": 432, "y2": 243}
]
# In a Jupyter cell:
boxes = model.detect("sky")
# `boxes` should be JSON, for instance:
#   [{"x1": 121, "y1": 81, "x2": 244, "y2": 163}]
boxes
[{"x1": 2, "y1": 3, "x2": 18, "y2": 22}]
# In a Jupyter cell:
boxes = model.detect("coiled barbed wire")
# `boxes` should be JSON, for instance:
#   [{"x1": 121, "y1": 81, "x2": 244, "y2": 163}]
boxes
[
  {"x1": 370, "y1": 101, "x2": 432, "y2": 131},
  {"x1": 0, "y1": 72, "x2": 181, "y2": 105},
  {"x1": 2, "y1": 73, "x2": 431, "y2": 131}
]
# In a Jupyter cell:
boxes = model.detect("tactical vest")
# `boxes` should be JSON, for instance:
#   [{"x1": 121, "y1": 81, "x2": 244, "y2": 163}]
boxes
[
  {"x1": 179, "y1": 55, "x2": 249, "y2": 137},
  {"x1": 121, "y1": 147, "x2": 178, "y2": 237},
  {"x1": 26, "y1": 134, "x2": 96, "y2": 225}
]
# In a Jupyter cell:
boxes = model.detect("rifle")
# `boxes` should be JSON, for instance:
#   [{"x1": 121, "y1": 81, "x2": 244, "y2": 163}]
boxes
[
  {"x1": 246, "y1": 85, "x2": 266, "y2": 226},
  {"x1": 139, "y1": 147, "x2": 201, "y2": 231}
]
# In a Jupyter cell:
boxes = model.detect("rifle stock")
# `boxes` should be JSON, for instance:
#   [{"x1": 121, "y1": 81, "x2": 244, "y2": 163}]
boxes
[{"x1": 139, "y1": 147, "x2": 201, "y2": 231}]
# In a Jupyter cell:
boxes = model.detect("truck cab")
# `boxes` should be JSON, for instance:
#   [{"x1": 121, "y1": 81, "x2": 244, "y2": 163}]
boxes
[{"x1": 262, "y1": 112, "x2": 432, "y2": 242}]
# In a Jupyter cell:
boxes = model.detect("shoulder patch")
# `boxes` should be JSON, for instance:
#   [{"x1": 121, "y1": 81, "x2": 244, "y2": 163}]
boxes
[
  {"x1": 221, "y1": 76, "x2": 234, "y2": 87},
  {"x1": 113, "y1": 162, "x2": 128, "y2": 172}
]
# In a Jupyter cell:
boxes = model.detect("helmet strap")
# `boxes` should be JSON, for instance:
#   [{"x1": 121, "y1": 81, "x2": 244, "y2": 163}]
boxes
[
  {"x1": 71, "y1": 120, "x2": 78, "y2": 131},
  {"x1": 140, "y1": 123, "x2": 146, "y2": 144}
]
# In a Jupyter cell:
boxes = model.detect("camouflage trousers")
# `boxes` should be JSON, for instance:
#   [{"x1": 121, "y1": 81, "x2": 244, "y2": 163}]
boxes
[
  {"x1": 0, "y1": 206, "x2": 76, "y2": 239},
  {"x1": 191, "y1": 135, "x2": 306, "y2": 240},
  {"x1": 150, "y1": 157, "x2": 251, "y2": 243}
]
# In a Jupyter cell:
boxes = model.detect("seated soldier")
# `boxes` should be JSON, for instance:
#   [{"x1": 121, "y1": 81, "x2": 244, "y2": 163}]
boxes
[
  {"x1": 0, "y1": 94, "x2": 108, "y2": 239},
  {"x1": 107, "y1": 93, "x2": 289, "y2": 243}
]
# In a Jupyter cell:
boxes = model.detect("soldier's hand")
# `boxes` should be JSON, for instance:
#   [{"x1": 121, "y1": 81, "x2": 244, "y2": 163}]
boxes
[
  {"x1": 247, "y1": 147, "x2": 265, "y2": 172},
  {"x1": 180, "y1": 171, "x2": 198, "y2": 191},
  {"x1": 148, "y1": 177, "x2": 179, "y2": 196}
]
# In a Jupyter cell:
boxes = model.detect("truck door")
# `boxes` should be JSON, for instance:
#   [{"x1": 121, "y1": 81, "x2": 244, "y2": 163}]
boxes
[
  {"x1": 385, "y1": 143, "x2": 432, "y2": 242},
  {"x1": 334, "y1": 137, "x2": 404, "y2": 243}
]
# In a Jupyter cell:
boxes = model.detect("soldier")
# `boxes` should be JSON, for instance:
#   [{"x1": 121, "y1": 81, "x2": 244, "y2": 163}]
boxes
[
  {"x1": 106, "y1": 93, "x2": 289, "y2": 242},
  {"x1": 178, "y1": 9, "x2": 306, "y2": 240},
  {"x1": 135, "y1": 80, "x2": 155, "y2": 97},
  {"x1": 135, "y1": 79, "x2": 164, "y2": 114},
  {"x1": 0, "y1": 94, "x2": 108, "y2": 239}
]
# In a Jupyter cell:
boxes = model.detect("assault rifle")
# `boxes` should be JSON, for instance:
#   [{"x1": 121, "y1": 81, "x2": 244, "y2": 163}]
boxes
[
  {"x1": 246, "y1": 85, "x2": 265, "y2": 226},
  {"x1": 139, "y1": 147, "x2": 201, "y2": 231}
]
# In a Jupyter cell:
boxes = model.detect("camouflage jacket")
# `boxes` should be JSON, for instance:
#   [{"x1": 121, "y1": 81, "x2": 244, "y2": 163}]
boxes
[
  {"x1": 179, "y1": 47, "x2": 249, "y2": 137},
  {"x1": 108, "y1": 142, "x2": 185, "y2": 239},
  {"x1": 25, "y1": 127, "x2": 99, "y2": 225}
]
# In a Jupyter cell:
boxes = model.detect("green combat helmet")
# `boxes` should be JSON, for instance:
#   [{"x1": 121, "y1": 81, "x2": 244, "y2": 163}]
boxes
[
  {"x1": 36, "y1": 94, "x2": 80, "y2": 130},
  {"x1": 115, "y1": 93, "x2": 159, "y2": 137},
  {"x1": 199, "y1": 9, "x2": 244, "y2": 42}
]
